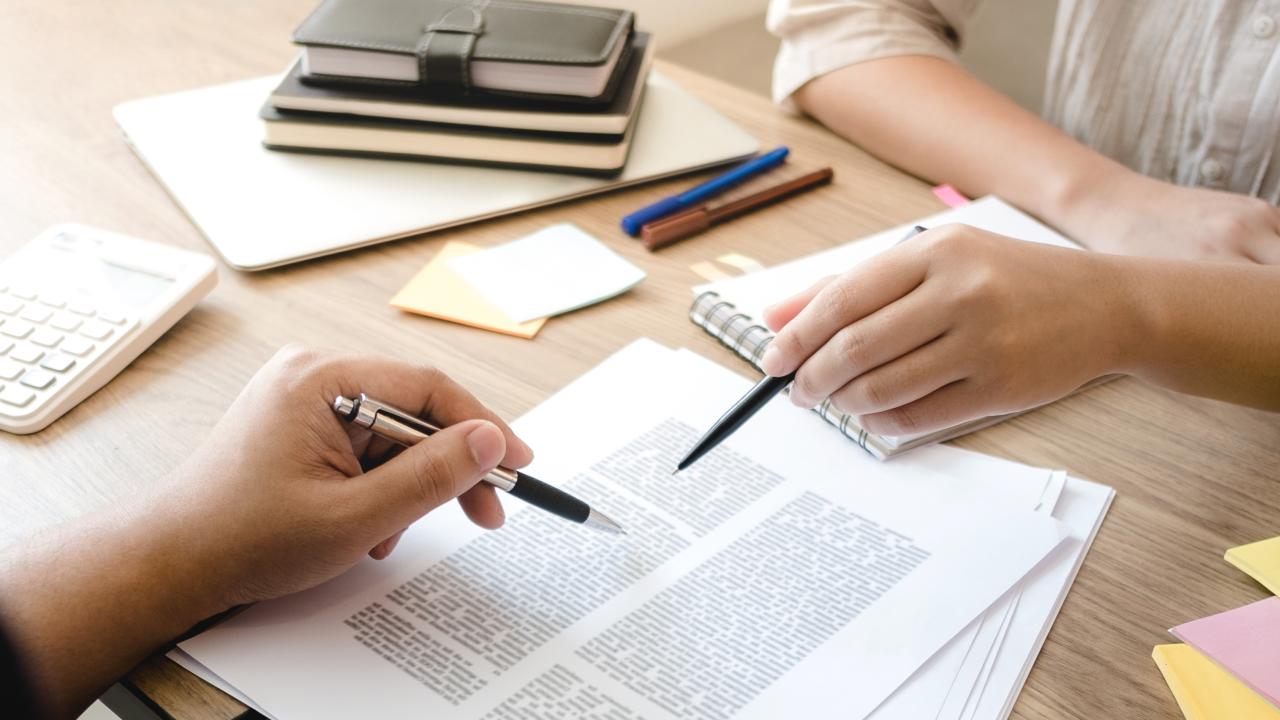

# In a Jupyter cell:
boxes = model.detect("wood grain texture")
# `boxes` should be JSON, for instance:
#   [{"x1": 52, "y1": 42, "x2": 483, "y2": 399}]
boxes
[
  {"x1": 1, "y1": 2, "x2": 1276, "y2": 718},
  {"x1": 124, "y1": 656, "x2": 254, "y2": 720}
]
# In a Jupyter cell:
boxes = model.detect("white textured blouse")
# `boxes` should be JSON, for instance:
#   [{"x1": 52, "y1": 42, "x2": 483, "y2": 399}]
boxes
[{"x1": 767, "y1": 0, "x2": 1280, "y2": 202}]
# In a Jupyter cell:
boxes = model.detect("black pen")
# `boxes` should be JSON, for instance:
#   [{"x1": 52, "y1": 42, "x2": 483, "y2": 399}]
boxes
[
  {"x1": 333, "y1": 393, "x2": 624, "y2": 534},
  {"x1": 675, "y1": 225, "x2": 927, "y2": 472}
]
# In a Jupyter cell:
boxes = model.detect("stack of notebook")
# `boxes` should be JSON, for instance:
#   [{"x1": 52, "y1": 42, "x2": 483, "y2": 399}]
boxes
[{"x1": 261, "y1": 0, "x2": 654, "y2": 174}]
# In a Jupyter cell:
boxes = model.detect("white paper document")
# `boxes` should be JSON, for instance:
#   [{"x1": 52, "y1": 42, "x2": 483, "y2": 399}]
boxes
[
  {"x1": 449, "y1": 223, "x2": 646, "y2": 322},
  {"x1": 867, "y1": 468, "x2": 1112, "y2": 720},
  {"x1": 177, "y1": 340, "x2": 1078, "y2": 719}
]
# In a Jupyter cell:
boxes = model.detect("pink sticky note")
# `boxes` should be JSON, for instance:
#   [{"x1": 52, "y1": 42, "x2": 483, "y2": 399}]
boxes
[
  {"x1": 932, "y1": 184, "x2": 970, "y2": 207},
  {"x1": 1170, "y1": 597, "x2": 1280, "y2": 708}
]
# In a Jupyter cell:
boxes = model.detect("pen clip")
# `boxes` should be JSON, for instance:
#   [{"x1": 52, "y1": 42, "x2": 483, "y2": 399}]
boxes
[{"x1": 351, "y1": 394, "x2": 441, "y2": 437}]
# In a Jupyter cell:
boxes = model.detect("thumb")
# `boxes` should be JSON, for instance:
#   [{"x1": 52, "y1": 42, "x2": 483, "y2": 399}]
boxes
[{"x1": 353, "y1": 419, "x2": 507, "y2": 537}]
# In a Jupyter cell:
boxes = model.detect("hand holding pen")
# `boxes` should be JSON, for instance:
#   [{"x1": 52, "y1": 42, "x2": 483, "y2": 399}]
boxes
[
  {"x1": 148, "y1": 347, "x2": 554, "y2": 612},
  {"x1": 678, "y1": 226, "x2": 926, "y2": 471}
]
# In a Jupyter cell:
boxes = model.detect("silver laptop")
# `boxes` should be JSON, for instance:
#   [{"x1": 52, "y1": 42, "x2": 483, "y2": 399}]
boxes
[{"x1": 114, "y1": 73, "x2": 760, "y2": 271}]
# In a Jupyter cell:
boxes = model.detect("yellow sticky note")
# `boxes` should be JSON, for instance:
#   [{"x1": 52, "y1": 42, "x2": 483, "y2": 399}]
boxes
[
  {"x1": 689, "y1": 260, "x2": 732, "y2": 282},
  {"x1": 716, "y1": 252, "x2": 765, "y2": 273},
  {"x1": 391, "y1": 241, "x2": 546, "y2": 339},
  {"x1": 1227, "y1": 536, "x2": 1280, "y2": 596},
  {"x1": 1153, "y1": 644, "x2": 1280, "y2": 720}
]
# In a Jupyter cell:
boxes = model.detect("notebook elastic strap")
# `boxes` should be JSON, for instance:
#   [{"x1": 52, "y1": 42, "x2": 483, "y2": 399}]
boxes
[{"x1": 416, "y1": 4, "x2": 485, "y2": 93}]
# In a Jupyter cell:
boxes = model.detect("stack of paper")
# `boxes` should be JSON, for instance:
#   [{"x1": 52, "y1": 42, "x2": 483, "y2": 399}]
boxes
[
  {"x1": 392, "y1": 223, "x2": 645, "y2": 338},
  {"x1": 1154, "y1": 537, "x2": 1280, "y2": 719},
  {"x1": 1153, "y1": 644, "x2": 1280, "y2": 720},
  {"x1": 171, "y1": 340, "x2": 1112, "y2": 719},
  {"x1": 1168, "y1": 599, "x2": 1280, "y2": 711}
]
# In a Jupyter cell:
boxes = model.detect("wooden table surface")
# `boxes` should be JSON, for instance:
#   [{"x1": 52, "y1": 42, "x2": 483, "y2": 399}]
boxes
[{"x1": 3, "y1": 1, "x2": 1278, "y2": 718}]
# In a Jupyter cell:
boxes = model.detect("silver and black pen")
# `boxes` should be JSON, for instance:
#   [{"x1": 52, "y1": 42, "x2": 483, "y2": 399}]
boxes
[{"x1": 332, "y1": 393, "x2": 624, "y2": 534}]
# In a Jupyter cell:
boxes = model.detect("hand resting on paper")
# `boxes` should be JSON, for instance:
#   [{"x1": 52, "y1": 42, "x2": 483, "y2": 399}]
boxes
[
  {"x1": 758, "y1": 225, "x2": 1280, "y2": 437},
  {"x1": 1060, "y1": 172, "x2": 1280, "y2": 264},
  {"x1": 0, "y1": 346, "x2": 533, "y2": 719}
]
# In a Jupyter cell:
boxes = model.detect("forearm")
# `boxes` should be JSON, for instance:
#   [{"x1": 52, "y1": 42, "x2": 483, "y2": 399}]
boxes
[
  {"x1": 0, "y1": 500, "x2": 219, "y2": 719},
  {"x1": 1110, "y1": 257, "x2": 1280, "y2": 409},
  {"x1": 794, "y1": 56, "x2": 1127, "y2": 238}
]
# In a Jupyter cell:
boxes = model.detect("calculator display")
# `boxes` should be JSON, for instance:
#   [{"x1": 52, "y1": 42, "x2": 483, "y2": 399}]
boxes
[
  {"x1": 95, "y1": 259, "x2": 174, "y2": 309},
  {"x1": 40, "y1": 232, "x2": 176, "y2": 311}
]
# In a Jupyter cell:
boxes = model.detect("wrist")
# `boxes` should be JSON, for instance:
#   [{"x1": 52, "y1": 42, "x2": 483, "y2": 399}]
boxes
[
  {"x1": 1035, "y1": 151, "x2": 1139, "y2": 242},
  {"x1": 127, "y1": 493, "x2": 236, "y2": 628},
  {"x1": 1087, "y1": 252, "x2": 1165, "y2": 378}
]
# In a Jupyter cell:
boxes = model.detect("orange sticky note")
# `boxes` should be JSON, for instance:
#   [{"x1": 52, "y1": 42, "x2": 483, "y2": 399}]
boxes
[{"x1": 391, "y1": 241, "x2": 547, "y2": 339}]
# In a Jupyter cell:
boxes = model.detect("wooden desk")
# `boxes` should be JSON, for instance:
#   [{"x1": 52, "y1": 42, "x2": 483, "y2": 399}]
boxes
[{"x1": 3, "y1": 2, "x2": 1278, "y2": 718}]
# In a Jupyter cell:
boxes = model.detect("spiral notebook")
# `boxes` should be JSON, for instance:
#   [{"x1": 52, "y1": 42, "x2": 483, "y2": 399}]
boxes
[{"x1": 688, "y1": 197, "x2": 1083, "y2": 459}]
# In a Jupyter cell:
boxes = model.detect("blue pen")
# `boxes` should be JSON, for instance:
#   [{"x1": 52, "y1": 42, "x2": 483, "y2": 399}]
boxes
[{"x1": 621, "y1": 146, "x2": 790, "y2": 236}]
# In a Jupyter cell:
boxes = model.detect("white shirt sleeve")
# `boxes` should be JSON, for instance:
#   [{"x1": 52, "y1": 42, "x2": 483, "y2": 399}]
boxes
[{"x1": 767, "y1": 0, "x2": 981, "y2": 105}]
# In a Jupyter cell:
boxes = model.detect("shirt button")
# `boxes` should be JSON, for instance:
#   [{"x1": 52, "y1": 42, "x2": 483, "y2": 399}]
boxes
[
  {"x1": 1200, "y1": 158, "x2": 1226, "y2": 183},
  {"x1": 1253, "y1": 15, "x2": 1276, "y2": 39}
]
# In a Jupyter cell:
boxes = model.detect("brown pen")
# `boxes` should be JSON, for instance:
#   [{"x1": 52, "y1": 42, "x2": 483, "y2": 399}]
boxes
[{"x1": 641, "y1": 167, "x2": 834, "y2": 250}]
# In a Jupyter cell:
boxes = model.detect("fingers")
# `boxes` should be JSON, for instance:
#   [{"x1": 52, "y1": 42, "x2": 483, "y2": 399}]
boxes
[
  {"x1": 788, "y1": 287, "x2": 951, "y2": 408},
  {"x1": 457, "y1": 483, "x2": 505, "y2": 529},
  {"x1": 858, "y1": 378, "x2": 980, "y2": 437},
  {"x1": 760, "y1": 248, "x2": 928, "y2": 377},
  {"x1": 352, "y1": 419, "x2": 507, "y2": 537},
  {"x1": 827, "y1": 335, "x2": 964, "y2": 416},
  {"x1": 762, "y1": 276, "x2": 835, "y2": 332},
  {"x1": 369, "y1": 529, "x2": 405, "y2": 560}
]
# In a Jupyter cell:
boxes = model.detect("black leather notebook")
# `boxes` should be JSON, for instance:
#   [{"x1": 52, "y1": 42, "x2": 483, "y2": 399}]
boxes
[
  {"x1": 292, "y1": 0, "x2": 634, "y2": 103},
  {"x1": 272, "y1": 33, "x2": 652, "y2": 136}
]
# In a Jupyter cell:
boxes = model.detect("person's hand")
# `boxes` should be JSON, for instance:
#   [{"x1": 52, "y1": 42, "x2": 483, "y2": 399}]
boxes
[
  {"x1": 0, "y1": 346, "x2": 537, "y2": 719},
  {"x1": 150, "y1": 346, "x2": 534, "y2": 615},
  {"x1": 759, "y1": 225, "x2": 1133, "y2": 436},
  {"x1": 1064, "y1": 169, "x2": 1280, "y2": 264}
]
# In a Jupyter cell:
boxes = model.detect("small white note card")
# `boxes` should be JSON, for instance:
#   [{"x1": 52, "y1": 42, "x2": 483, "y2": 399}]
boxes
[{"x1": 449, "y1": 223, "x2": 646, "y2": 323}]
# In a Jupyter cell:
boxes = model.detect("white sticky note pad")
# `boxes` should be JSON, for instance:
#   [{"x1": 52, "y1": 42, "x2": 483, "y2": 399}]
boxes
[{"x1": 449, "y1": 223, "x2": 646, "y2": 322}]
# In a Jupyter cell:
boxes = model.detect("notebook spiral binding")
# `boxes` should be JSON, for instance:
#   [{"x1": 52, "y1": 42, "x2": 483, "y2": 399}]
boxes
[{"x1": 689, "y1": 291, "x2": 874, "y2": 455}]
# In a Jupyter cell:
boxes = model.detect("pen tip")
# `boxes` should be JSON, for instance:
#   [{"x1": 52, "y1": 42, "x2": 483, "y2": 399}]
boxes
[{"x1": 585, "y1": 508, "x2": 626, "y2": 535}]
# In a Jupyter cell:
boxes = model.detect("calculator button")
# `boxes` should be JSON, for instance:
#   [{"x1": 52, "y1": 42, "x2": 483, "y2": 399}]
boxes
[
  {"x1": 0, "y1": 386, "x2": 35, "y2": 408},
  {"x1": 0, "y1": 339, "x2": 11, "y2": 356},
  {"x1": 18, "y1": 370, "x2": 55, "y2": 390},
  {"x1": 29, "y1": 329, "x2": 62, "y2": 348},
  {"x1": 8, "y1": 287, "x2": 37, "y2": 301},
  {"x1": 40, "y1": 355, "x2": 75, "y2": 373},
  {"x1": 0, "y1": 361, "x2": 22, "y2": 381},
  {"x1": 0, "y1": 297, "x2": 21, "y2": 315},
  {"x1": 49, "y1": 313, "x2": 82, "y2": 332},
  {"x1": 79, "y1": 322, "x2": 113, "y2": 341},
  {"x1": 1, "y1": 320, "x2": 34, "y2": 339},
  {"x1": 97, "y1": 310, "x2": 128, "y2": 325},
  {"x1": 9, "y1": 345, "x2": 43, "y2": 364},
  {"x1": 67, "y1": 299, "x2": 96, "y2": 316},
  {"x1": 60, "y1": 337, "x2": 95, "y2": 356},
  {"x1": 19, "y1": 306, "x2": 52, "y2": 324}
]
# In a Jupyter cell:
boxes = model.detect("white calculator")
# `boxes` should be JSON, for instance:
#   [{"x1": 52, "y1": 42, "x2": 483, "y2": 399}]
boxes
[{"x1": 0, "y1": 224, "x2": 217, "y2": 434}]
